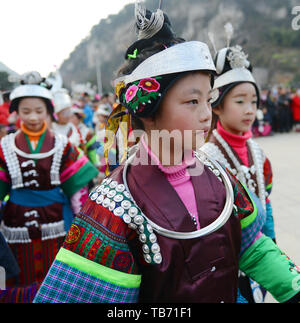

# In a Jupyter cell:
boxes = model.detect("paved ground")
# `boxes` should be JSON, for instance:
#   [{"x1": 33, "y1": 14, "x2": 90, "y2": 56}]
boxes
[{"x1": 254, "y1": 131, "x2": 300, "y2": 303}]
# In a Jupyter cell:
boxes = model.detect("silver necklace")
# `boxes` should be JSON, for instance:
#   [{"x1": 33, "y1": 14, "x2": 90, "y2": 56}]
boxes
[
  {"x1": 122, "y1": 150, "x2": 234, "y2": 240},
  {"x1": 213, "y1": 129, "x2": 266, "y2": 211}
]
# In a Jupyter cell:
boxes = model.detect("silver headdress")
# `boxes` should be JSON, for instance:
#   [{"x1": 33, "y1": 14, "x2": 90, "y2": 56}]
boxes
[
  {"x1": 135, "y1": 0, "x2": 165, "y2": 40},
  {"x1": 208, "y1": 23, "x2": 256, "y2": 93},
  {"x1": 52, "y1": 88, "x2": 72, "y2": 114},
  {"x1": 115, "y1": 41, "x2": 216, "y2": 87},
  {"x1": 10, "y1": 71, "x2": 54, "y2": 109},
  {"x1": 227, "y1": 45, "x2": 250, "y2": 70}
]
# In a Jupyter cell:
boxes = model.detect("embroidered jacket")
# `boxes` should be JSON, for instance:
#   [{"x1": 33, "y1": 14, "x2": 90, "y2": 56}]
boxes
[
  {"x1": 34, "y1": 143, "x2": 300, "y2": 303},
  {"x1": 0, "y1": 128, "x2": 99, "y2": 303}
]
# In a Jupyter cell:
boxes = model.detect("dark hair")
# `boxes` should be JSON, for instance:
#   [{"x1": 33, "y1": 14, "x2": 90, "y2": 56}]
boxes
[{"x1": 15, "y1": 97, "x2": 55, "y2": 121}]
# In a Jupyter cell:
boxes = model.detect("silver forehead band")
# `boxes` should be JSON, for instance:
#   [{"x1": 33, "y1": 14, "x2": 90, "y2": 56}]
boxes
[
  {"x1": 213, "y1": 68, "x2": 256, "y2": 90},
  {"x1": 10, "y1": 84, "x2": 53, "y2": 101},
  {"x1": 114, "y1": 41, "x2": 216, "y2": 87}
]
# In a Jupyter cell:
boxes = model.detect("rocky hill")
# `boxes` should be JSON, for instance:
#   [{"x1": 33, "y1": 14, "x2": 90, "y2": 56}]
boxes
[{"x1": 59, "y1": 0, "x2": 300, "y2": 92}]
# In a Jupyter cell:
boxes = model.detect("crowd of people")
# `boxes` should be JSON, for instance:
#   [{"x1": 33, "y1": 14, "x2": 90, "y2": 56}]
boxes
[
  {"x1": 0, "y1": 88, "x2": 119, "y2": 181},
  {"x1": 0, "y1": 1, "x2": 300, "y2": 306},
  {"x1": 253, "y1": 86, "x2": 300, "y2": 137}
]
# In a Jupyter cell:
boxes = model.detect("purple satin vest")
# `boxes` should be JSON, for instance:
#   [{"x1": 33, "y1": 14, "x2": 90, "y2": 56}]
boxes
[{"x1": 110, "y1": 146, "x2": 242, "y2": 303}]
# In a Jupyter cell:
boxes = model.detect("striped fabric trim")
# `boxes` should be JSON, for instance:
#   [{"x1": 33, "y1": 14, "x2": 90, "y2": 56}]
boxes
[
  {"x1": 56, "y1": 247, "x2": 141, "y2": 288},
  {"x1": 239, "y1": 183, "x2": 258, "y2": 230},
  {"x1": 266, "y1": 183, "x2": 273, "y2": 191},
  {"x1": 61, "y1": 161, "x2": 99, "y2": 198},
  {"x1": 33, "y1": 259, "x2": 140, "y2": 303},
  {"x1": 240, "y1": 196, "x2": 265, "y2": 256},
  {"x1": 60, "y1": 155, "x2": 89, "y2": 183}
]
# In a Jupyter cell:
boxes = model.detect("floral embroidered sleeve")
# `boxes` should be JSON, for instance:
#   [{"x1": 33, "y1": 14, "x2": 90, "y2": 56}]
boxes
[{"x1": 33, "y1": 181, "x2": 141, "y2": 303}]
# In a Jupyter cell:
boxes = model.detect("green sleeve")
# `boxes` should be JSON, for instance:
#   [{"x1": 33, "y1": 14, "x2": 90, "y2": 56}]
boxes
[
  {"x1": 61, "y1": 161, "x2": 99, "y2": 198},
  {"x1": 239, "y1": 234, "x2": 300, "y2": 302}
]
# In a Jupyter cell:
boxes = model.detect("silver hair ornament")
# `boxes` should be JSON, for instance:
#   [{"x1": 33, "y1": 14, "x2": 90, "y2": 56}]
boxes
[
  {"x1": 208, "y1": 31, "x2": 217, "y2": 55},
  {"x1": 135, "y1": 0, "x2": 165, "y2": 40},
  {"x1": 224, "y1": 22, "x2": 234, "y2": 48},
  {"x1": 227, "y1": 45, "x2": 250, "y2": 69}
]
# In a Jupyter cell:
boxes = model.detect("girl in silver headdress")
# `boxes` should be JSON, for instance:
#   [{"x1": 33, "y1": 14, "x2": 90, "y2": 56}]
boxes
[
  {"x1": 201, "y1": 25, "x2": 278, "y2": 303},
  {"x1": 34, "y1": 3, "x2": 300, "y2": 304},
  {"x1": 0, "y1": 72, "x2": 99, "y2": 303}
]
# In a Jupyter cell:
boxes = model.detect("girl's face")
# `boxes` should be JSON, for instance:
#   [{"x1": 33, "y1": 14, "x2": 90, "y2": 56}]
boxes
[
  {"x1": 70, "y1": 114, "x2": 80, "y2": 126},
  {"x1": 215, "y1": 83, "x2": 258, "y2": 135},
  {"x1": 18, "y1": 97, "x2": 48, "y2": 132},
  {"x1": 142, "y1": 72, "x2": 212, "y2": 159},
  {"x1": 57, "y1": 108, "x2": 72, "y2": 125}
]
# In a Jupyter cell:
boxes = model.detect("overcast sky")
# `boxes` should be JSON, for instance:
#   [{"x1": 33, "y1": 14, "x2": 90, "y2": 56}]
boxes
[{"x1": 0, "y1": 0, "x2": 135, "y2": 76}]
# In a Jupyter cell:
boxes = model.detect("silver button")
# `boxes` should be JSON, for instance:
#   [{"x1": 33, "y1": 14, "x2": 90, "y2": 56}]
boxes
[
  {"x1": 149, "y1": 233, "x2": 157, "y2": 243},
  {"x1": 96, "y1": 195, "x2": 104, "y2": 205},
  {"x1": 123, "y1": 214, "x2": 132, "y2": 224},
  {"x1": 138, "y1": 225, "x2": 144, "y2": 233},
  {"x1": 129, "y1": 207, "x2": 138, "y2": 217},
  {"x1": 90, "y1": 193, "x2": 98, "y2": 201},
  {"x1": 139, "y1": 234, "x2": 147, "y2": 243},
  {"x1": 151, "y1": 243, "x2": 160, "y2": 254},
  {"x1": 144, "y1": 254, "x2": 152, "y2": 264},
  {"x1": 109, "y1": 181, "x2": 118, "y2": 189},
  {"x1": 153, "y1": 253, "x2": 162, "y2": 264},
  {"x1": 96, "y1": 185, "x2": 104, "y2": 193},
  {"x1": 142, "y1": 244, "x2": 150, "y2": 254},
  {"x1": 102, "y1": 187, "x2": 110, "y2": 195},
  {"x1": 124, "y1": 191, "x2": 132, "y2": 199},
  {"x1": 116, "y1": 184, "x2": 125, "y2": 192},
  {"x1": 146, "y1": 224, "x2": 153, "y2": 233},
  {"x1": 134, "y1": 215, "x2": 144, "y2": 225},
  {"x1": 114, "y1": 194, "x2": 124, "y2": 203},
  {"x1": 109, "y1": 201, "x2": 116, "y2": 211},
  {"x1": 107, "y1": 190, "x2": 116, "y2": 198},
  {"x1": 211, "y1": 266, "x2": 216, "y2": 272},
  {"x1": 128, "y1": 223, "x2": 138, "y2": 230},
  {"x1": 121, "y1": 200, "x2": 131, "y2": 210},
  {"x1": 102, "y1": 198, "x2": 111, "y2": 208},
  {"x1": 113, "y1": 207, "x2": 125, "y2": 217}
]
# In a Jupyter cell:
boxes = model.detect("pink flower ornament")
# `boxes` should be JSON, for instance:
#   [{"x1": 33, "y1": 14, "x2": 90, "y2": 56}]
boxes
[{"x1": 125, "y1": 85, "x2": 139, "y2": 103}]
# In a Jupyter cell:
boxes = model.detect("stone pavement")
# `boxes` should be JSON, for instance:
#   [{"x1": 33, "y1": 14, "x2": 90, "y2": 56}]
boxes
[{"x1": 254, "y1": 131, "x2": 300, "y2": 303}]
